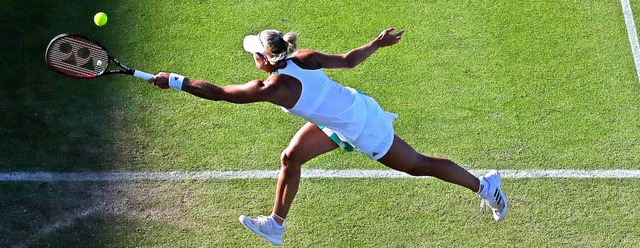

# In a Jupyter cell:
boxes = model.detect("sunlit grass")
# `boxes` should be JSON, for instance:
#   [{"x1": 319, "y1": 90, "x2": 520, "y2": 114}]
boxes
[{"x1": 2, "y1": 0, "x2": 640, "y2": 247}]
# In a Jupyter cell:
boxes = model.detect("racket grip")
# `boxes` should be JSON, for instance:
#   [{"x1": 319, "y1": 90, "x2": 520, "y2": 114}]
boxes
[{"x1": 133, "y1": 70, "x2": 155, "y2": 80}]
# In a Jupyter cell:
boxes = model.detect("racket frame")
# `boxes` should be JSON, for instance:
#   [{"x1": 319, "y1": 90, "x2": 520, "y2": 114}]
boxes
[{"x1": 45, "y1": 33, "x2": 153, "y2": 80}]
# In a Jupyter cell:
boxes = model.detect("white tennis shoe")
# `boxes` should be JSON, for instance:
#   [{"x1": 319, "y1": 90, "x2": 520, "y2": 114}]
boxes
[
  {"x1": 239, "y1": 215, "x2": 285, "y2": 246},
  {"x1": 478, "y1": 170, "x2": 508, "y2": 221}
]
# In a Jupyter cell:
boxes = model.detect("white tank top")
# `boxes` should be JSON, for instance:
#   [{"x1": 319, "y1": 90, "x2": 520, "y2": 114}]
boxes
[{"x1": 278, "y1": 59, "x2": 368, "y2": 141}]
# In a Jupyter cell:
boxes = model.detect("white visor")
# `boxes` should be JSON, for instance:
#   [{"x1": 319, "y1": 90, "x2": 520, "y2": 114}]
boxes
[{"x1": 243, "y1": 34, "x2": 265, "y2": 54}]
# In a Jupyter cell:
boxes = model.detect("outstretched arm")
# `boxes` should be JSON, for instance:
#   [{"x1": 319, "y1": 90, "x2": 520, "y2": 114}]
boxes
[
  {"x1": 310, "y1": 27, "x2": 404, "y2": 69},
  {"x1": 148, "y1": 72, "x2": 278, "y2": 104}
]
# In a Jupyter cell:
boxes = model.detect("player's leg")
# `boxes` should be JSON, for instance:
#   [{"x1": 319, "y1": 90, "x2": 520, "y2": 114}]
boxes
[
  {"x1": 377, "y1": 135, "x2": 507, "y2": 221},
  {"x1": 273, "y1": 122, "x2": 339, "y2": 222},
  {"x1": 377, "y1": 135, "x2": 480, "y2": 192},
  {"x1": 239, "y1": 122, "x2": 338, "y2": 245}
]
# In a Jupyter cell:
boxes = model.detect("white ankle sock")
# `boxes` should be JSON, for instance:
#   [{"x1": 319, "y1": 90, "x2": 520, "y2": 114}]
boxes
[{"x1": 270, "y1": 213, "x2": 286, "y2": 227}]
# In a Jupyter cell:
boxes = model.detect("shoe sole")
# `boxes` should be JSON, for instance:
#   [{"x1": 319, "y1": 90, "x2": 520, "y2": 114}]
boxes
[
  {"x1": 494, "y1": 188, "x2": 508, "y2": 221},
  {"x1": 239, "y1": 215, "x2": 283, "y2": 246},
  {"x1": 490, "y1": 170, "x2": 508, "y2": 222}
]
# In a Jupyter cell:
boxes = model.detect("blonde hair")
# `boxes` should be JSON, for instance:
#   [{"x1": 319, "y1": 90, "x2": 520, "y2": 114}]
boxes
[{"x1": 260, "y1": 30, "x2": 298, "y2": 65}]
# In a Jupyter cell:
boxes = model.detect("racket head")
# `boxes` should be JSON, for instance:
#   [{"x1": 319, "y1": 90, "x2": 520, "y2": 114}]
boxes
[{"x1": 45, "y1": 34, "x2": 111, "y2": 79}]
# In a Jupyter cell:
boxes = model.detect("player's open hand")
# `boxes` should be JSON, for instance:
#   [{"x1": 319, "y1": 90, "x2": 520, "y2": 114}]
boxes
[
  {"x1": 374, "y1": 27, "x2": 405, "y2": 48},
  {"x1": 148, "y1": 72, "x2": 171, "y2": 89}
]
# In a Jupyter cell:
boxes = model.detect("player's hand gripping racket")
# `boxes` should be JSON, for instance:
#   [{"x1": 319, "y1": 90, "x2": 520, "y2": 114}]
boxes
[{"x1": 45, "y1": 33, "x2": 154, "y2": 80}]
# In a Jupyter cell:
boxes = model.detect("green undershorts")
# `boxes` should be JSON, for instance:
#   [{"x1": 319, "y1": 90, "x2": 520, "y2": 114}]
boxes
[{"x1": 316, "y1": 125, "x2": 355, "y2": 152}]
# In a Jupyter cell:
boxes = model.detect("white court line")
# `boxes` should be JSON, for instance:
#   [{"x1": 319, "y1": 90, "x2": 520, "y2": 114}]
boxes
[
  {"x1": 621, "y1": 0, "x2": 640, "y2": 83},
  {"x1": 1, "y1": 169, "x2": 639, "y2": 181}
]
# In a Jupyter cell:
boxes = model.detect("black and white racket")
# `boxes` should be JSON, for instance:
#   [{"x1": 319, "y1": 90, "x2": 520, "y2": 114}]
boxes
[{"x1": 45, "y1": 33, "x2": 154, "y2": 80}]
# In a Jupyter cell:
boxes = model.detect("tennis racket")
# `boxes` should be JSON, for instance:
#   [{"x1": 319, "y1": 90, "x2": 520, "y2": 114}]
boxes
[{"x1": 45, "y1": 33, "x2": 154, "y2": 80}]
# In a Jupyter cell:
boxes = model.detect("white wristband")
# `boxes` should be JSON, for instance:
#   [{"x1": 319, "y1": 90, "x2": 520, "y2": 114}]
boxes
[{"x1": 169, "y1": 73, "x2": 185, "y2": 90}]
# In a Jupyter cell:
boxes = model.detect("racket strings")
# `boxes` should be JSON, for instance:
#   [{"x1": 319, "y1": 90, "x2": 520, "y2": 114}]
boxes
[{"x1": 47, "y1": 36, "x2": 109, "y2": 78}]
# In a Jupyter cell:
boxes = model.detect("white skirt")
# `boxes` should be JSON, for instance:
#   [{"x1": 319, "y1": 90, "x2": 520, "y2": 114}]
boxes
[{"x1": 321, "y1": 93, "x2": 398, "y2": 160}]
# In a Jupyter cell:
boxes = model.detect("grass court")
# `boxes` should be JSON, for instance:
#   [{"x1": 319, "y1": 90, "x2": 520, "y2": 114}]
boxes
[{"x1": 1, "y1": 0, "x2": 639, "y2": 246}]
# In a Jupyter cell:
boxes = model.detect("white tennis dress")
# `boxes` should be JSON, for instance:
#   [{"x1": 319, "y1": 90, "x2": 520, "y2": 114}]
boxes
[{"x1": 277, "y1": 59, "x2": 398, "y2": 160}]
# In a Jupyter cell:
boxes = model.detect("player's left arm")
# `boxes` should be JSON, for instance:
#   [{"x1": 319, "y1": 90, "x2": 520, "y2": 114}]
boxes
[{"x1": 309, "y1": 27, "x2": 404, "y2": 69}]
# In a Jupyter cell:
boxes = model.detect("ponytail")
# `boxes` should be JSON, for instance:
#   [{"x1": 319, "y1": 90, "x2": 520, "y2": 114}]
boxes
[
  {"x1": 261, "y1": 30, "x2": 299, "y2": 65},
  {"x1": 283, "y1": 32, "x2": 298, "y2": 55}
]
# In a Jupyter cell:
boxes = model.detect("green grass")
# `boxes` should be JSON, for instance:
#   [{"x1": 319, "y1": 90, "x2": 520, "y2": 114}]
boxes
[
  {"x1": 3, "y1": 0, "x2": 639, "y2": 172},
  {"x1": 2, "y1": 0, "x2": 640, "y2": 247},
  {"x1": 2, "y1": 179, "x2": 639, "y2": 247}
]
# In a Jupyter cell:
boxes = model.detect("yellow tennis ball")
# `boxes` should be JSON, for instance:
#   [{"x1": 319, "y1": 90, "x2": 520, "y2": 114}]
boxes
[{"x1": 94, "y1": 12, "x2": 108, "y2": 27}]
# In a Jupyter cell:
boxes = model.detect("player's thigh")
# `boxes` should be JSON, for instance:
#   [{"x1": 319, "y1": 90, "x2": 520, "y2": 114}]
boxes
[
  {"x1": 283, "y1": 122, "x2": 338, "y2": 165},
  {"x1": 377, "y1": 135, "x2": 423, "y2": 172}
]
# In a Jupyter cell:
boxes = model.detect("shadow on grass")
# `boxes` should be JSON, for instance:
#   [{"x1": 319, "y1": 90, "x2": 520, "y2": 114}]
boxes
[
  {"x1": 0, "y1": 0, "x2": 132, "y2": 171},
  {"x1": 0, "y1": 182, "x2": 198, "y2": 247},
  {"x1": 0, "y1": 182, "x2": 115, "y2": 247},
  {"x1": 0, "y1": 1, "x2": 144, "y2": 247}
]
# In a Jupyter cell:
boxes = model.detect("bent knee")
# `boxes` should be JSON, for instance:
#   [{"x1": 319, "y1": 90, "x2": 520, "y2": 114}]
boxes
[{"x1": 280, "y1": 150, "x2": 302, "y2": 170}]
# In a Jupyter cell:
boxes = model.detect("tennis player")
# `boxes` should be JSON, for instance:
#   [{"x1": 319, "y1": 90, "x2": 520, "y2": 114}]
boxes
[{"x1": 148, "y1": 27, "x2": 507, "y2": 246}]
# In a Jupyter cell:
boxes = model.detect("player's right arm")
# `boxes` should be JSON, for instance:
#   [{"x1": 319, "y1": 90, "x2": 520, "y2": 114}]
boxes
[
  {"x1": 148, "y1": 72, "x2": 283, "y2": 105},
  {"x1": 183, "y1": 78, "x2": 271, "y2": 104}
]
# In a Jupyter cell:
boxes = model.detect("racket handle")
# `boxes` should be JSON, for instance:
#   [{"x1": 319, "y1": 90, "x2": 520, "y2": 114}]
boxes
[{"x1": 133, "y1": 70, "x2": 155, "y2": 80}]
